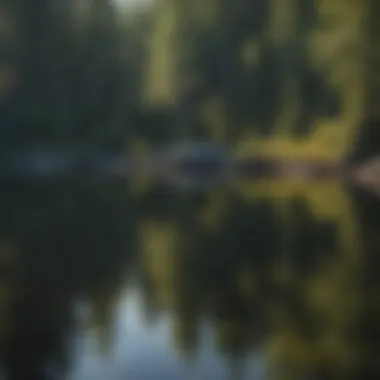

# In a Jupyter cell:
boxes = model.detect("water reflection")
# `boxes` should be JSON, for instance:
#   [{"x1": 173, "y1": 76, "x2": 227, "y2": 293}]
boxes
[
  {"x1": 69, "y1": 286, "x2": 265, "y2": 380},
  {"x1": 0, "y1": 179, "x2": 379, "y2": 379}
]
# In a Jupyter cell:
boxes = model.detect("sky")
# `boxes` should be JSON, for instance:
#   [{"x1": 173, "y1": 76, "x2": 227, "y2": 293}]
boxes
[{"x1": 112, "y1": 0, "x2": 153, "y2": 10}]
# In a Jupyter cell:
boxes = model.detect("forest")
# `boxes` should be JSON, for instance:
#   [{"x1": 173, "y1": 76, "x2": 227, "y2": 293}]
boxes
[{"x1": 0, "y1": 0, "x2": 377, "y2": 162}]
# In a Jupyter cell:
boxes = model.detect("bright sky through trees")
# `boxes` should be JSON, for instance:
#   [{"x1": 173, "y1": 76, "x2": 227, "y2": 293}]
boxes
[{"x1": 112, "y1": 0, "x2": 153, "y2": 10}]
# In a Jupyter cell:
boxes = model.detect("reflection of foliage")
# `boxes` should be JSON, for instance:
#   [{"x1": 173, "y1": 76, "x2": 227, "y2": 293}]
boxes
[
  {"x1": 0, "y1": 240, "x2": 17, "y2": 344},
  {"x1": 0, "y1": 180, "x2": 137, "y2": 379},
  {"x1": 137, "y1": 182, "x2": 380, "y2": 379},
  {"x1": 0, "y1": 179, "x2": 378, "y2": 379}
]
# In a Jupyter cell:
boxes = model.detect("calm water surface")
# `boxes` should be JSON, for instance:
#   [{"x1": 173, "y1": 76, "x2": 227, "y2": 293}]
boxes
[{"x1": 0, "y1": 179, "x2": 379, "y2": 380}]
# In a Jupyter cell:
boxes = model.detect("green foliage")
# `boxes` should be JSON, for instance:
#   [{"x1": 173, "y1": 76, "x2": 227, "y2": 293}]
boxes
[{"x1": 0, "y1": 0, "x2": 374, "y2": 159}]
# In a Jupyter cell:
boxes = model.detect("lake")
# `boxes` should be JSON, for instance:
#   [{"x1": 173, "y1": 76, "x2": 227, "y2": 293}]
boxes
[{"x1": 0, "y1": 178, "x2": 379, "y2": 380}]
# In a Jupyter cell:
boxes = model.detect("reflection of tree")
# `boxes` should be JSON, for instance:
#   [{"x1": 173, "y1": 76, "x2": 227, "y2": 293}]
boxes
[
  {"x1": 0, "y1": 180, "x2": 137, "y2": 379},
  {"x1": 0, "y1": 240, "x2": 17, "y2": 350},
  {"x1": 137, "y1": 182, "x2": 380, "y2": 380},
  {"x1": 348, "y1": 188, "x2": 380, "y2": 378},
  {"x1": 137, "y1": 190, "x2": 278, "y2": 357},
  {"x1": 0, "y1": 180, "x2": 362, "y2": 380},
  {"x1": 263, "y1": 185, "x2": 380, "y2": 380}
]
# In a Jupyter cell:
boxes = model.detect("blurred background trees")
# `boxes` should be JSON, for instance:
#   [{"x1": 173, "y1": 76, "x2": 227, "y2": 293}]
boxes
[
  {"x1": 0, "y1": 0, "x2": 374, "y2": 160},
  {"x1": 0, "y1": 0, "x2": 150, "y2": 151}
]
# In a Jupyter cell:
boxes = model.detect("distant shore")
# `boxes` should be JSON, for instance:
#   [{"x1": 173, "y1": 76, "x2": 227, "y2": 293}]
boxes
[{"x1": 1, "y1": 147, "x2": 380, "y2": 193}]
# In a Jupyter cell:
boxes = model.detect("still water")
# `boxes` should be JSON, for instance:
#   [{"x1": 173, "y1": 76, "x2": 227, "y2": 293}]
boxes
[{"x1": 0, "y1": 179, "x2": 379, "y2": 380}]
